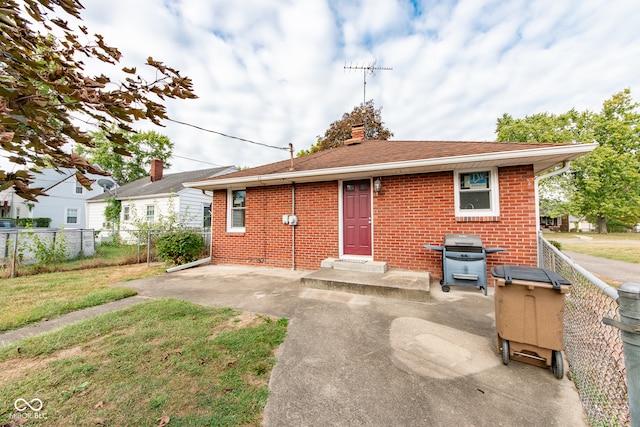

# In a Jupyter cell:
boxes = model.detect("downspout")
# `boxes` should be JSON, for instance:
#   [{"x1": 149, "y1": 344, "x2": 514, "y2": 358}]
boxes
[
  {"x1": 291, "y1": 182, "x2": 296, "y2": 270},
  {"x1": 535, "y1": 161, "x2": 571, "y2": 264}
]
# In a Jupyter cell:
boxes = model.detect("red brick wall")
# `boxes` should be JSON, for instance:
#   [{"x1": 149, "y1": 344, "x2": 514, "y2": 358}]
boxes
[
  {"x1": 373, "y1": 166, "x2": 538, "y2": 281},
  {"x1": 211, "y1": 182, "x2": 339, "y2": 269},
  {"x1": 210, "y1": 165, "x2": 538, "y2": 275}
]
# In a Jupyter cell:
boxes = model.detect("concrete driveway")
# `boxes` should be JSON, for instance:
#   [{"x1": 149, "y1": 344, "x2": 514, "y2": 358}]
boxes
[{"x1": 123, "y1": 264, "x2": 587, "y2": 427}]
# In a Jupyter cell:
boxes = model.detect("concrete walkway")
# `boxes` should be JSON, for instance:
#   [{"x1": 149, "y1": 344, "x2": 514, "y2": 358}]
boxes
[{"x1": 1, "y1": 265, "x2": 588, "y2": 426}]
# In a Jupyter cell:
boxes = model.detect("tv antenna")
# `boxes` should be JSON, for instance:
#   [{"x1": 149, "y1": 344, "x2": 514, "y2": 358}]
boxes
[{"x1": 344, "y1": 60, "x2": 393, "y2": 105}]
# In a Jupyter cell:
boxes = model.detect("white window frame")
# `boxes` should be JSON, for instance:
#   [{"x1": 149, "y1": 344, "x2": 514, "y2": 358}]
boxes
[
  {"x1": 227, "y1": 189, "x2": 246, "y2": 232},
  {"x1": 454, "y1": 168, "x2": 500, "y2": 217},
  {"x1": 66, "y1": 207, "x2": 78, "y2": 224},
  {"x1": 123, "y1": 205, "x2": 130, "y2": 222},
  {"x1": 146, "y1": 205, "x2": 155, "y2": 223},
  {"x1": 75, "y1": 182, "x2": 83, "y2": 195}
]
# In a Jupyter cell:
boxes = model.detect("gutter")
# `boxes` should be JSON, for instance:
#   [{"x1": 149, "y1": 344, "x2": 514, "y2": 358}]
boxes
[{"x1": 166, "y1": 256, "x2": 211, "y2": 273}]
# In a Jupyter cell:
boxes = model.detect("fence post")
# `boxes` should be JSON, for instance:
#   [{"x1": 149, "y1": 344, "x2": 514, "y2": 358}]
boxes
[
  {"x1": 606, "y1": 283, "x2": 640, "y2": 427},
  {"x1": 147, "y1": 231, "x2": 151, "y2": 266},
  {"x1": 11, "y1": 231, "x2": 18, "y2": 278}
]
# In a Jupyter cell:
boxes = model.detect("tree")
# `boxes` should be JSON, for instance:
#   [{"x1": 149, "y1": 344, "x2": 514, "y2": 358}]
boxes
[
  {"x1": 77, "y1": 128, "x2": 173, "y2": 184},
  {"x1": 0, "y1": 0, "x2": 196, "y2": 201},
  {"x1": 298, "y1": 100, "x2": 393, "y2": 156},
  {"x1": 495, "y1": 89, "x2": 640, "y2": 233}
]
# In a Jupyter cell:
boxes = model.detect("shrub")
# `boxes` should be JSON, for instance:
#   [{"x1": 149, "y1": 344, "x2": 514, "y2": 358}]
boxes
[
  {"x1": 548, "y1": 240, "x2": 562, "y2": 250},
  {"x1": 156, "y1": 231, "x2": 204, "y2": 266},
  {"x1": 17, "y1": 217, "x2": 51, "y2": 227}
]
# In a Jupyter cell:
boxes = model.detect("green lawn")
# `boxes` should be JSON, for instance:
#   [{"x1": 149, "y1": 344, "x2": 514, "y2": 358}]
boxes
[
  {"x1": 0, "y1": 264, "x2": 164, "y2": 332},
  {"x1": 543, "y1": 232, "x2": 640, "y2": 264},
  {"x1": 0, "y1": 299, "x2": 288, "y2": 426}
]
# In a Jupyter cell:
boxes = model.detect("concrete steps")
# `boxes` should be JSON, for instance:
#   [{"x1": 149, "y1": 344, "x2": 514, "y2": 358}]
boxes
[{"x1": 301, "y1": 259, "x2": 430, "y2": 302}]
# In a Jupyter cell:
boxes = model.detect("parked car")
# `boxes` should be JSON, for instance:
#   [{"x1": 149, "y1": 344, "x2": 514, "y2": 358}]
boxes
[{"x1": 0, "y1": 219, "x2": 16, "y2": 228}]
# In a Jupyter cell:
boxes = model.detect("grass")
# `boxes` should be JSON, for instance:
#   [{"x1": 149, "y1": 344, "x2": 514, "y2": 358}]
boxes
[
  {"x1": 543, "y1": 232, "x2": 640, "y2": 264},
  {"x1": 0, "y1": 264, "x2": 165, "y2": 332},
  {"x1": 0, "y1": 299, "x2": 288, "y2": 426},
  {"x1": 2, "y1": 244, "x2": 150, "y2": 278}
]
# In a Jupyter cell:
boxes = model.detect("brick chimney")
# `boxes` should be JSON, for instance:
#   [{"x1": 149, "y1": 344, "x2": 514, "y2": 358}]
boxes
[
  {"x1": 344, "y1": 124, "x2": 365, "y2": 145},
  {"x1": 150, "y1": 158, "x2": 163, "y2": 182}
]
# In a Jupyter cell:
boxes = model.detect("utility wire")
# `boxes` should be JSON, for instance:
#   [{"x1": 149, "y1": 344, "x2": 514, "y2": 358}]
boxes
[
  {"x1": 171, "y1": 154, "x2": 225, "y2": 167},
  {"x1": 167, "y1": 118, "x2": 289, "y2": 151}
]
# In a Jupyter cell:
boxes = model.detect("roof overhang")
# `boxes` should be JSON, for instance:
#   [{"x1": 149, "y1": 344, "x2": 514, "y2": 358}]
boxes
[{"x1": 184, "y1": 143, "x2": 598, "y2": 190}]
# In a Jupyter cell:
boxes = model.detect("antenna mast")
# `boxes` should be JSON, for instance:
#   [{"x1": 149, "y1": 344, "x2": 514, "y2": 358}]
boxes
[{"x1": 344, "y1": 60, "x2": 393, "y2": 105}]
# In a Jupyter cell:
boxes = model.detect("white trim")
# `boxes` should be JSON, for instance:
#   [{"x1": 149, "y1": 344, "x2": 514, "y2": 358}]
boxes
[
  {"x1": 184, "y1": 143, "x2": 598, "y2": 191},
  {"x1": 338, "y1": 178, "x2": 374, "y2": 259},
  {"x1": 145, "y1": 204, "x2": 155, "y2": 223},
  {"x1": 226, "y1": 189, "x2": 246, "y2": 233},
  {"x1": 65, "y1": 207, "x2": 79, "y2": 224},
  {"x1": 454, "y1": 167, "x2": 500, "y2": 217}
]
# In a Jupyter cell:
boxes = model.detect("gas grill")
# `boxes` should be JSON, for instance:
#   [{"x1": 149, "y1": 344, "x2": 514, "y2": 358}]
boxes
[{"x1": 424, "y1": 234, "x2": 506, "y2": 295}]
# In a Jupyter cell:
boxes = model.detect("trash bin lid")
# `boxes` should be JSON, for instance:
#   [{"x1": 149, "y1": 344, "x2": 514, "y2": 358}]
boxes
[{"x1": 491, "y1": 265, "x2": 571, "y2": 289}]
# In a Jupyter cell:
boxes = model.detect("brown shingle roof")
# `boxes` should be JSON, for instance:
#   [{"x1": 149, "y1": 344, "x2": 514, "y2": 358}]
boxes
[
  {"x1": 220, "y1": 140, "x2": 569, "y2": 179},
  {"x1": 183, "y1": 139, "x2": 597, "y2": 190}
]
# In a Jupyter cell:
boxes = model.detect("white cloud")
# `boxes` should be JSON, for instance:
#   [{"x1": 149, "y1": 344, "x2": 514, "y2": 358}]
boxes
[{"x1": 2, "y1": 0, "x2": 639, "y2": 176}]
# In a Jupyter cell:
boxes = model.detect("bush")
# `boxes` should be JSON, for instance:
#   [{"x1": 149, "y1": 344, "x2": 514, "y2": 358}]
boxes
[
  {"x1": 548, "y1": 240, "x2": 562, "y2": 250},
  {"x1": 156, "y1": 231, "x2": 205, "y2": 266},
  {"x1": 17, "y1": 217, "x2": 51, "y2": 227}
]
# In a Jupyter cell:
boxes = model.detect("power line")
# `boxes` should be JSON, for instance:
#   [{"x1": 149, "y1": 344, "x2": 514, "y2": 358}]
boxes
[
  {"x1": 171, "y1": 154, "x2": 225, "y2": 167},
  {"x1": 167, "y1": 118, "x2": 289, "y2": 151}
]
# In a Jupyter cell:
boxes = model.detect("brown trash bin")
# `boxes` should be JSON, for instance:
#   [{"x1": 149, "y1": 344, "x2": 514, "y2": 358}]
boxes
[{"x1": 491, "y1": 265, "x2": 571, "y2": 379}]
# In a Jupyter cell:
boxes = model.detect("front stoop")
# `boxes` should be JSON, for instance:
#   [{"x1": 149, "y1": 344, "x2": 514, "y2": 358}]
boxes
[
  {"x1": 301, "y1": 263, "x2": 430, "y2": 302},
  {"x1": 320, "y1": 257, "x2": 388, "y2": 273}
]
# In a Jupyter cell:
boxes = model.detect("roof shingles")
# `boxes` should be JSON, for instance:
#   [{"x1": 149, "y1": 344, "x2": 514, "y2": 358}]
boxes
[{"x1": 218, "y1": 140, "x2": 571, "y2": 180}]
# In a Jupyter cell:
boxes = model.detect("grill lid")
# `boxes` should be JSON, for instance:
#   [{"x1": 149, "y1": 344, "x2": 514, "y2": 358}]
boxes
[{"x1": 443, "y1": 234, "x2": 484, "y2": 248}]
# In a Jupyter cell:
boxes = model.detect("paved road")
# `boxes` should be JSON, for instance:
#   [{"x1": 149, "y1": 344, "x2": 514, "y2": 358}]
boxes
[{"x1": 562, "y1": 251, "x2": 640, "y2": 285}]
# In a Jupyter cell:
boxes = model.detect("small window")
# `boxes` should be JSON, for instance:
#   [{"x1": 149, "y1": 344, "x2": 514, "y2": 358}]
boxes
[
  {"x1": 66, "y1": 208, "x2": 78, "y2": 224},
  {"x1": 227, "y1": 189, "x2": 246, "y2": 232},
  {"x1": 454, "y1": 169, "x2": 499, "y2": 217},
  {"x1": 123, "y1": 206, "x2": 130, "y2": 222},
  {"x1": 146, "y1": 205, "x2": 155, "y2": 223},
  {"x1": 75, "y1": 182, "x2": 83, "y2": 195},
  {"x1": 203, "y1": 204, "x2": 211, "y2": 228}
]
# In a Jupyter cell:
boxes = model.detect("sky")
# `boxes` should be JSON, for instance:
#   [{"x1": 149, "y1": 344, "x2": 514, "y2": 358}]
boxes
[{"x1": 5, "y1": 0, "x2": 640, "y2": 175}]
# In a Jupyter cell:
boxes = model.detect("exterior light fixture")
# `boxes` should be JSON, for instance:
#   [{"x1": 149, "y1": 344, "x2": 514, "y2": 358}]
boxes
[{"x1": 374, "y1": 178, "x2": 382, "y2": 195}]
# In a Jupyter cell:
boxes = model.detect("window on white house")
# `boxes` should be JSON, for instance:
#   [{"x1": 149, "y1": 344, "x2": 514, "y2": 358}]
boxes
[
  {"x1": 66, "y1": 208, "x2": 78, "y2": 224},
  {"x1": 75, "y1": 182, "x2": 83, "y2": 195},
  {"x1": 146, "y1": 205, "x2": 155, "y2": 223},
  {"x1": 203, "y1": 204, "x2": 211, "y2": 228},
  {"x1": 454, "y1": 169, "x2": 500, "y2": 217},
  {"x1": 227, "y1": 189, "x2": 246, "y2": 232},
  {"x1": 123, "y1": 206, "x2": 130, "y2": 222}
]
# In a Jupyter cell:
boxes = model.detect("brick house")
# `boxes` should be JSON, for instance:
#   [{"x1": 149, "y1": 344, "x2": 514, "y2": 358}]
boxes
[{"x1": 185, "y1": 127, "x2": 596, "y2": 280}]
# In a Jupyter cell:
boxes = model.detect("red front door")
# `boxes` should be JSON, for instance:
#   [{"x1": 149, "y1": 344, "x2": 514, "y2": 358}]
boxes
[{"x1": 343, "y1": 180, "x2": 372, "y2": 256}]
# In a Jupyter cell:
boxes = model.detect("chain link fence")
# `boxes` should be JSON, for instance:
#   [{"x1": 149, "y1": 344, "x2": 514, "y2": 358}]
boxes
[
  {"x1": 95, "y1": 228, "x2": 212, "y2": 265},
  {"x1": 1, "y1": 228, "x2": 212, "y2": 277},
  {"x1": 539, "y1": 235, "x2": 628, "y2": 426}
]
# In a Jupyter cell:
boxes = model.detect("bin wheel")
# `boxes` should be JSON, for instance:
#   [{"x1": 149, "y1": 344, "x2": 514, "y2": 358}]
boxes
[
  {"x1": 501, "y1": 339, "x2": 510, "y2": 365},
  {"x1": 441, "y1": 284, "x2": 450, "y2": 292},
  {"x1": 552, "y1": 350, "x2": 564, "y2": 379},
  {"x1": 439, "y1": 279, "x2": 444, "y2": 285}
]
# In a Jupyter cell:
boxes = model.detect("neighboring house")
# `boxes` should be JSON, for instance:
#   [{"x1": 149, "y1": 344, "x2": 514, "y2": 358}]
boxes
[
  {"x1": 185, "y1": 125, "x2": 596, "y2": 280},
  {"x1": 0, "y1": 168, "x2": 109, "y2": 228},
  {"x1": 86, "y1": 160, "x2": 235, "y2": 232}
]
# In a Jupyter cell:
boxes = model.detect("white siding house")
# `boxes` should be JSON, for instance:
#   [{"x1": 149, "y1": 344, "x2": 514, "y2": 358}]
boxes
[
  {"x1": 1, "y1": 168, "x2": 108, "y2": 228},
  {"x1": 86, "y1": 162, "x2": 234, "y2": 233}
]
